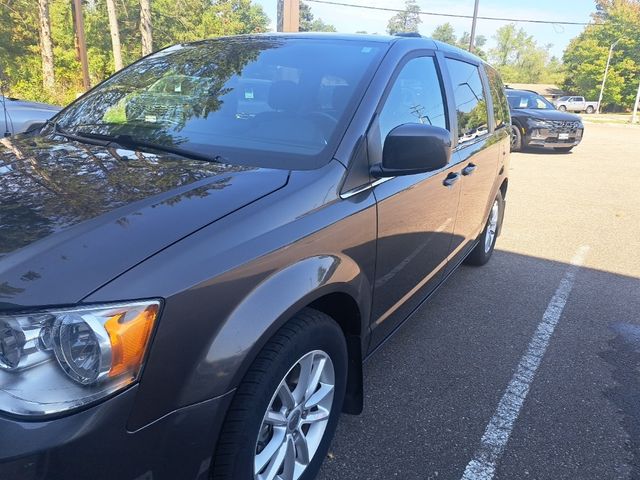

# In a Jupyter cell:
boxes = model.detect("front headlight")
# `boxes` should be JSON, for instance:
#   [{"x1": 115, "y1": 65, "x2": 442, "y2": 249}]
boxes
[
  {"x1": 529, "y1": 119, "x2": 552, "y2": 129},
  {"x1": 0, "y1": 300, "x2": 161, "y2": 417}
]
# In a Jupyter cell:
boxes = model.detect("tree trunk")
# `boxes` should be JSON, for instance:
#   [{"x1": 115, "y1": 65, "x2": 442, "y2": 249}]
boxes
[
  {"x1": 140, "y1": 0, "x2": 153, "y2": 56},
  {"x1": 106, "y1": 0, "x2": 124, "y2": 71},
  {"x1": 38, "y1": 0, "x2": 55, "y2": 92}
]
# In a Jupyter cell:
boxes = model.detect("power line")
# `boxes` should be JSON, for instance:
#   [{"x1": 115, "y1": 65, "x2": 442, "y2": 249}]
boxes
[{"x1": 305, "y1": 0, "x2": 600, "y2": 26}]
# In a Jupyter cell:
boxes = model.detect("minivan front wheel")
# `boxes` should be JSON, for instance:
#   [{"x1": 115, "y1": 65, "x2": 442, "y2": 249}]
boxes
[
  {"x1": 212, "y1": 309, "x2": 347, "y2": 480},
  {"x1": 464, "y1": 191, "x2": 504, "y2": 266}
]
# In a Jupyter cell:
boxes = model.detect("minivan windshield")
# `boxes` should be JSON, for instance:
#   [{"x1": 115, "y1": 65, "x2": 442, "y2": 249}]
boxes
[
  {"x1": 52, "y1": 37, "x2": 385, "y2": 169},
  {"x1": 506, "y1": 91, "x2": 556, "y2": 110}
]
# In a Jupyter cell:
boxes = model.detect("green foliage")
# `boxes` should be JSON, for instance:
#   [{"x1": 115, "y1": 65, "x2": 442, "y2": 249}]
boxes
[
  {"x1": 430, "y1": 23, "x2": 487, "y2": 59},
  {"x1": 459, "y1": 31, "x2": 487, "y2": 58},
  {"x1": 299, "y1": 1, "x2": 336, "y2": 32},
  {"x1": 0, "y1": 0, "x2": 269, "y2": 105},
  {"x1": 431, "y1": 22, "x2": 456, "y2": 44},
  {"x1": 387, "y1": 0, "x2": 422, "y2": 35},
  {"x1": 563, "y1": 0, "x2": 640, "y2": 111},
  {"x1": 488, "y1": 24, "x2": 563, "y2": 85}
]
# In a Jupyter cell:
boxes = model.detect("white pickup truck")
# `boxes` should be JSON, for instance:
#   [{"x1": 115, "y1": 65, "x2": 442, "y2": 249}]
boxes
[{"x1": 554, "y1": 96, "x2": 598, "y2": 114}]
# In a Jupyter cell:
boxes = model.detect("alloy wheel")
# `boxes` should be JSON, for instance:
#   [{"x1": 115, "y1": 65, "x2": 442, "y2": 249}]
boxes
[
  {"x1": 510, "y1": 126, "x2": 519, "y2": 150},
  {"x1": 254, "y1": 350, "x2": 335, "y2": 480},
  {"x1": 484, "y1": 199, "x2": 499, "y2": 253}
]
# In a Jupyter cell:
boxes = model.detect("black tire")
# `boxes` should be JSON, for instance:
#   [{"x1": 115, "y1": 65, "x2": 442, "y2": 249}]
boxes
[
  {"x1": 558, "y1": 105, "x2": 567, "y2": 112},
  {"x1": 553, "y1": 147, "x2": 573, "y2": 153},
  {"x1": 212, "y1": 309, "x2": 347, "y2": 480},
  {"x1": 586, "y1": 105, "x2": 594, "y2": 114},
  {"x1": 510, "y1": 125, "x2": 522, "y2": 152},
  {"x1": 464, "y1": 191, "x2": 504, "y2": 266}
]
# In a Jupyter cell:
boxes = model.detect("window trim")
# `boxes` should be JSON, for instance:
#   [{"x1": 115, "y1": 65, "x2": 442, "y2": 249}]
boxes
[{"x1": 441, "y1": 53, "x2": 492, "y2": 151}]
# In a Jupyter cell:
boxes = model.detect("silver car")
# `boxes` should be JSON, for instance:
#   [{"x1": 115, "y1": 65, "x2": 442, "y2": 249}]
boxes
[{"x1": 1, "y1": 95, "x2": 61, "y2": 136}]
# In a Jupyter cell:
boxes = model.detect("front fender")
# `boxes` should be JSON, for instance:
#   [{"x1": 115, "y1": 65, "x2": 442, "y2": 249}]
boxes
[{"x1": 194, "y1": 254, "x2": 371, "y2": 400}]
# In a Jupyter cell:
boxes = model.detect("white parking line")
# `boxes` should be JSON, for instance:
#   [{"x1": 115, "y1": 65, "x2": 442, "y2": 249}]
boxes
[{"x1": 460, "y1": 245, "x2": 590, "y2": 480}]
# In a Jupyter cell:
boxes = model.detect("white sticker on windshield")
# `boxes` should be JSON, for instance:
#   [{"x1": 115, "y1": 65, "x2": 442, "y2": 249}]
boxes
[
  {"x1": 144, "y1": 115, "x2": 157, "y2": 123},
  {"x1": 361, "y1": 47, "x2": 372, "y2": 53},
  {"x1": 519, "y1": 98, "x2": 528, "y2": 108},
  {"x1": 245, "y1": 89, "x2": 254, "y2": 99}
]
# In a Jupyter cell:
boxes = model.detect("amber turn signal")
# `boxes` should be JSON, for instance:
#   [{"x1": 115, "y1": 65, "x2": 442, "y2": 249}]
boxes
[{"x1": 105, "y1": 303, "x2": 160, "y2": 378}]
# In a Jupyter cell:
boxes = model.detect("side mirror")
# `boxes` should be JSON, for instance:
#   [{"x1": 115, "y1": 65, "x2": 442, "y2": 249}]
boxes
[{"x1": 370, "y1": 123, "x2": 452, "y2": 178}]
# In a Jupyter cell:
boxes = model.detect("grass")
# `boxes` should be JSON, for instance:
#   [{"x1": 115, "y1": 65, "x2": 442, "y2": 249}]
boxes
[{"x1": 579, "y1": 113, "x2": 639, "y2": 126}]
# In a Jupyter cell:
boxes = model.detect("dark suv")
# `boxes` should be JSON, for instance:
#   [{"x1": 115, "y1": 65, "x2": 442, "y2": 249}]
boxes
[
  {"x1": 506, "y1": 88, "x2": 584, "y2": 153},
  {"x1": 0, "y1": 34, "x2": 510, "y2": 480}
]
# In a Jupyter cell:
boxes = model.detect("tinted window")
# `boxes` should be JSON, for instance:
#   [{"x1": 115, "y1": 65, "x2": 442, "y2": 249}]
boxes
[
  {"x1": 485, "y1": 66, "x2": 509, "y2": 129},
  {"x1": 378, "y1": 56, "x2": 447, "y2": 141},
  {"x1": 53, "y1": 39, "x2": 384, "y2": 169},
  {"x1": 446, "y1": 58, "x2": 488, "y2": 145}
]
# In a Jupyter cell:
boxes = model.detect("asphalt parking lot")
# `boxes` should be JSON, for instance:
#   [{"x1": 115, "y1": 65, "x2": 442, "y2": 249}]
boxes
[{"x1": 318, "y1": 123, "x2": 640, "y2": 480}]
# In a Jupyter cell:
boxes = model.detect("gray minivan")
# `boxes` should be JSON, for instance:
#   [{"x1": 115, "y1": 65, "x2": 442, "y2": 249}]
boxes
[{"x1": 0, "y1": 33, "x2": 510, "y2": 480}]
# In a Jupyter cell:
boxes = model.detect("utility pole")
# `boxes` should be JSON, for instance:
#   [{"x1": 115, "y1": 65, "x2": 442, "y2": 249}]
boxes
[
  {"x1": 469, "y1": 0, "x2": 480, "y2": 53},
  {"x1": 632, "y1": 79, "x2": 640, "y2": 124},
  {"x1": 596, "y1": 38, "x2": 620, "y2": 114},
  {"x1": 277, "y1": 0, "x2": 300, "y2": 32},
  {"x1": 72, "y1": 0, "x2": 91, "y2": 91}
]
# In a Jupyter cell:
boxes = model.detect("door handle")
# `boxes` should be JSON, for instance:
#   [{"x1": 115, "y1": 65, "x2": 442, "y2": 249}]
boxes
[
  {"x1": 462, "y1": 163, "x2": 477, "y2": 176},
  {"x1": 443, "y1": 172, "x2": 460, "y2": 187}
]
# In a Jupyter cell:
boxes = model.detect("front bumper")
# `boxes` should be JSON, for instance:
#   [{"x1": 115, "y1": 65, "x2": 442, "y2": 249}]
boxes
[
  {"x1": 524, "y1": 123, "x2": 584, "y2": 149},
  {"x1": 0, "y1": 386, "x2": 235, "y2": 480}
]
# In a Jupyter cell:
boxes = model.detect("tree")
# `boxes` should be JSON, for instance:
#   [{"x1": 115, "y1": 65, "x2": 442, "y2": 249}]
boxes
[
  {"x1": 38, "y1": 0, "x2": 55, "y2": 91},
  {"x1": 459, "y1": 31, "x2": 487, "y2": 57},
  {"x1": 387, "y1": 0, "x2": 422, "y2": 35},
  {"x1": 106, "y1": 0, "x2": 124, "y2": 70},
  {"x1": 299, "y1": 1, "x2": 336, "y2": 32},
  {"x1": 430, "y1": 23, "x2": 487, "y2": 58},
  {"x1": 140, "y1": 0, "x2": 153, "y2": 55},
  {"x1": 1, "y1": 0, "x2": 270, "y2": 105},
  {"x1": 563, "y1": 0, "x2": 640, "y2": 111},
  {"x1": 488, "y1": 24, "x2": 561, "y2": 84},
  {"x1": 431, "y1": 23, "x2": 456, "y2": 45}
]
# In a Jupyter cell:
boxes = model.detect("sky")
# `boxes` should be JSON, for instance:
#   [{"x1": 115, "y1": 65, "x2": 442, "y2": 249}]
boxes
[{"x1": 253, "y1": 0, "x2": 596, "y2": 58}]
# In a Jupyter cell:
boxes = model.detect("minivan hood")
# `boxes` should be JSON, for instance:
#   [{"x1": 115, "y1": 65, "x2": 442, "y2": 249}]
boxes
[
  {"x1": 0, "y1": 134, "x2": 289, "y2": 310},
  {"x1": 513, "y1": 108, "x2": 582, "y2": 122}
]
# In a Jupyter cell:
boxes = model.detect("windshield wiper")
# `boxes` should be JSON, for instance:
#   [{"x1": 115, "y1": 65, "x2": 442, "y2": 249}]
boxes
[{"x1": 52, "y1": 123, "x2": 224, "y2": 163}]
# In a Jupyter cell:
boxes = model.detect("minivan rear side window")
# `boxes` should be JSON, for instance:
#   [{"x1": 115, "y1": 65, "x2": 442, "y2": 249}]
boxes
[
  {"x1": 378, "y1": 56, "x2": 447, "y2": 142},
  {"x1": 485, "y1": 66, "x2": 510, "y2": 129},
  {"x1": 445, "y1": 58, "x2": 489, "y2": 145}
]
